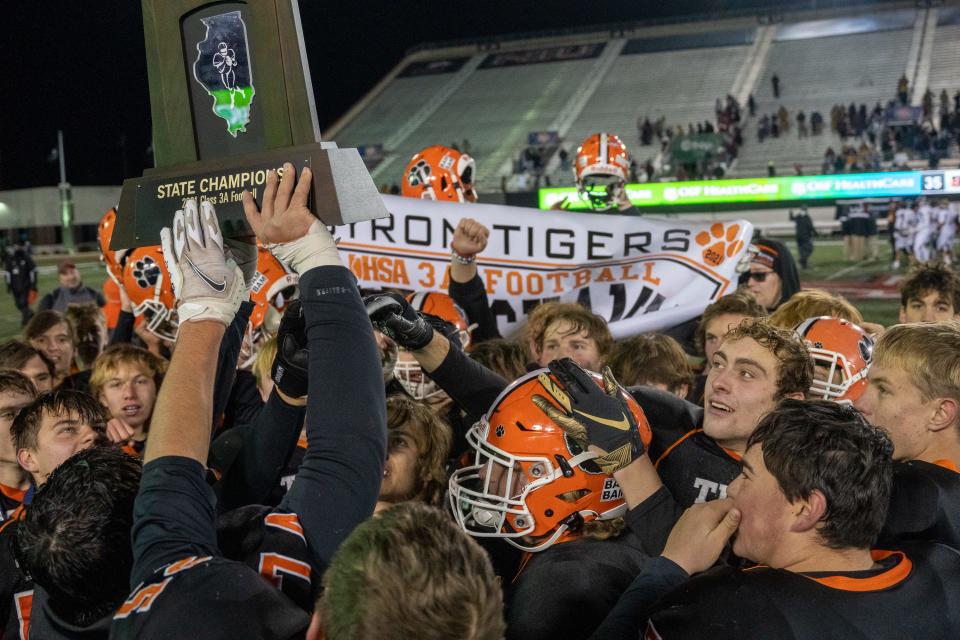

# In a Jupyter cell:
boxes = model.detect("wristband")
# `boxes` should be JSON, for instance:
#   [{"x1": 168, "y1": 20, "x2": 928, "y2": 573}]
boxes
[{"x1": 451, "y1": 246, "x2": 476, "y2": 265}]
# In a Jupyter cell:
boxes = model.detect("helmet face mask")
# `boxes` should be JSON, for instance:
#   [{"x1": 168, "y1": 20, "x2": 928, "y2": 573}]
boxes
[
  {"x1": 394, "y1": 357, "x2": 446, "y2": 401},
  {"x1": 795, "y1": 317, "x2": 874, "y2": 404},
  {"x1": 449, "y1": 419, "x2": 613, "y2": 552},
  {"x1": 402, "y1": 145, "x2": 477, "y2": 203},
  {"x1": 579, "y1": 174, "x2": 625, "y2": 210},
  {"x1": 575, "y1": 133, "x2": 631, "y2": 211}
]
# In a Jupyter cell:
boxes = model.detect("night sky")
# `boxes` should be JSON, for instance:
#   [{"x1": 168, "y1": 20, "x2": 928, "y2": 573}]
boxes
[{"x1": 0, "y1": 0, "x2": 819, "y2": 190}]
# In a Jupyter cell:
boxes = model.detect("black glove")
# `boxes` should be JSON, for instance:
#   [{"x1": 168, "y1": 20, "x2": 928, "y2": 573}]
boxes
[
  {"x1": 271, "y1": 299, "x2": 309, "y2": 398},
  {"x1": 364, "y1": 293, "x2": 434, "y2": 351},
  {"x1": 531, "y1": 358, "x2": 645, "y2": 474},
  {"x1": 421, "y1": 312, "x2": 464, "y2": 351}
]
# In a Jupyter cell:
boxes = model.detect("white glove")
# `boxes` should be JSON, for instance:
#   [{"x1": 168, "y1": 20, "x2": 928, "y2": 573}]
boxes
[
  {"x1": 160, "y1": 199, "x2": 245, "y2": 327},
  {"x1": 264, "y1": 219, "x2": 342, "y2": 274}
]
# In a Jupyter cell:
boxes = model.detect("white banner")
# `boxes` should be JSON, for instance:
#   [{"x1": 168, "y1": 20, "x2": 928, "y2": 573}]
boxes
[{"x1": 338, "y1": 195, "x2": 753, "y2": 339}]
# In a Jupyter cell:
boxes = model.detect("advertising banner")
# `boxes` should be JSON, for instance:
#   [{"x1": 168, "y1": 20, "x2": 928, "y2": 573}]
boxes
[
  {"x1": 539, "y1": 171, "x2": 925, "y2": 210},
  {"x1": 339, "y1": 195, "x2": 753, "y2": 339}
]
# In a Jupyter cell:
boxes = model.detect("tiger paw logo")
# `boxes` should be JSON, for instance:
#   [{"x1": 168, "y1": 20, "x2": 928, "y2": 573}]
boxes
[{"x1": 696, "y1": 223, "x2": 744, "y2": 267}]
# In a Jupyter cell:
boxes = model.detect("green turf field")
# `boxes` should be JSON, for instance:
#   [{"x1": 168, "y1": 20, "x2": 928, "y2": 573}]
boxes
[
  {"x1": 0, "y1": 255, "x2": 106, "y2": 340},
  {"x1": 783, "y1": 238, "x2": 900, "y2": 327},
  {"x1": 0, "y1": 241, "x2": 902, "y2": 341}
]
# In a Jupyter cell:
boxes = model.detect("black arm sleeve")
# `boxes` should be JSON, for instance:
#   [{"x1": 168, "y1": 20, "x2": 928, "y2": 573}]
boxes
[
  {"x1": 38, "y1": 293, "x2": 53, "y2": 312},
  {"x1": 428, "y1": 341, "x2": 509, "y2": 421},
  {"x1": 589, "y1": 556, "x2": 689, "y2": 640},
  {"x1": 279, "y1": 266, "x2": 386, "y2": 574},
  {"x1": 624, "y1": 485, "x2": 685, "y2": 556},
  {"x1": 449, "y1": 273, "x2": 501, "y2": 343},
  {"x1": 211, "y1": 301, "x2": 254, "y2": 428},
  {"x1": 215, "y1": 390, "x2": 306, "y2": 512},
  {"x1": 130, "y1": 456, "x2": 220, "y2": 588},
  {"x1": 108, "y1": 311, "x2": 136, "y2": 346}
]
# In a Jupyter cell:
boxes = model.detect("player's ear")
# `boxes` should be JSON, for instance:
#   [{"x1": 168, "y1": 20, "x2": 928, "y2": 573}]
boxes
[
  {"x1": 17, "y1": 448, "x2": 39, "y2": 476},
  {"x1": 790, "y1": 489, "x2": 827, "y2": 533},
  {"x1": 929, "y1": 397, "x2": 959, "y2": 434}
]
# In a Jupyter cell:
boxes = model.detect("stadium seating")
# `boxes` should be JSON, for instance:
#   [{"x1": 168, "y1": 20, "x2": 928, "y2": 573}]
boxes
[
  {"x1": 329, "y1": 5, "x2": 939, "y2": 192},
  {"x1": 731, "y1": 25, "x2": 915, "y2": 177}
]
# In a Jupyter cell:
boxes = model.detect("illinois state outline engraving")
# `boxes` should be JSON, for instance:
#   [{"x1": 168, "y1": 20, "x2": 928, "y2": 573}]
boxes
[{"x1": 192, "y1": 10, "x2": 255, "y2": 136}]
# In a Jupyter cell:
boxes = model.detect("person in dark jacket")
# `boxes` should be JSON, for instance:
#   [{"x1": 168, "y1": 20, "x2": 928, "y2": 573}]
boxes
[
  {"x1": 38, "y1": 260, "x2": 105, "y2": 313},
  {"x1": 789, "y1": 207, "x2": 817, "y2": 269},
  {"x1": 740, "y1": 238, "x2": 801, "y2": 312},
  {"x1": 3, "y1": 243, "x2": 37, "y2": 326}
]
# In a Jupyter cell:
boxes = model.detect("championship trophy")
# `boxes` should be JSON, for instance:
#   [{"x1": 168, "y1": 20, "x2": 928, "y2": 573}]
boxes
[{"x1": 113, "y1": 0, "x2": 387, "y2": 249}]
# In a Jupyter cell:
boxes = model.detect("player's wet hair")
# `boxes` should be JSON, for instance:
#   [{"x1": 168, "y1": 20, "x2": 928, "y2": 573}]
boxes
[
  {"x1": 694, "y1": 291, "x2": 767, "y2": 355},
  {"x1": 11, "y1": 388, "x2": 109, "y2": 453},
  {"x1": 385, "y1": 395, "x2": 451, "y2": 507},
  {"x1": 767, "y1": 288, "x2": 863, "y2": 329},
  {"x1": 63, "y1": 303, "x2": 107, "y2": 369},
  {"x1": 899, "y1": 262, "x2": 960, "y2": 313},
  {"x1": 526, "y1": 302, "x2": 614, "y2": 363},
  {"x1": 0, "y1": 340, "x2": 55, "y2": 378},
  {"x1": 89, "y1": 343, "x2": 168, "y2": 401},
  {"x1": 468, "y1": 339, "x2": 529, "y2": 382},
  {"x1": 0, "y1": 369, "x2": 38, "y2": 398},
  {"x1": 747, "y1": 399, "x2": 894, "y2": 549},
  {"x1": 318, "y1": 502, "x2": 504, "y2": 640},
  {"x1": 15, "y1": 446, "x2": 142, "y2": 627},
  {"x1": 607, "y1": 332, "x2": 694, "y2": 395},
  {"x1": 874, "y1": 322, "x2": 960, "y2": 412},
  {"x1": 722, "y1": 318, "x2": 813, "y2": 399}
]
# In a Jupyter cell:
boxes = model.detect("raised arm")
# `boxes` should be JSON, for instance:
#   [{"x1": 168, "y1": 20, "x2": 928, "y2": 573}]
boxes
[
  {"x1": 448, "y1": 218, "x2": 501, "y2": 343},
  {"x1": 243, "y1": 164, "x2": 386, "y2": 573},
  {"x1": 148, "y1": 199, "x2": 247, "y2": 464}
]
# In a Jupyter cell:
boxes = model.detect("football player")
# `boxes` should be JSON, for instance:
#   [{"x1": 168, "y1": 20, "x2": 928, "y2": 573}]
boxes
[
  {"x1": 855, "y1": 322, "x2": 960, "y2": 549},
  {"x1": 402, "y1": 144, "x2": 477, "y2": 203},
  {"x1": 794, "y1": 316, "x2": 873, "y2": 405},
  {"x1": 892, "y1": 200, "x2": 916, "y2": 270},
  {"x1": 573, "y1": 133, "x2": 638, "y2": 213},
  {"x1": 935, "y1": 199, "x2": 957, "y2": 265},
  {"x1": 89, "y1": 344, "x2": 167, "y2": 456},
  {"x1": 898, "y1": 262, "x2": 960, "y2": 323},
  {"x1": 593, "y1": 400, "x2": 960, "y2": 639},
  {"x1": 447, "y1": 361, "x2": 651, "y2": 639},
  {"x1": 23, "y1": 312, "x2": 75, "y2": 387}
]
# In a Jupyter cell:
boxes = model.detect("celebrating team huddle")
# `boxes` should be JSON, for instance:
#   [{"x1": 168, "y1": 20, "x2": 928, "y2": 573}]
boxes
[{"x1": 0, "y1": 134, "x2": 958, "y2": 640}]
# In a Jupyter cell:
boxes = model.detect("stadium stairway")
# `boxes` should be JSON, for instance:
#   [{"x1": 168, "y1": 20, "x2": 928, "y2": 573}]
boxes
[{"x1": 730, "y1": 16, "x2": 917, "y2": 178}]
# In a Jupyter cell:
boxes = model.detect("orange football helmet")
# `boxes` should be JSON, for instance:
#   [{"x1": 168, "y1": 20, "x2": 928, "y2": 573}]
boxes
[
  {"x1": 248, "y1": 248, "x2": 299, "y2": 336},
  {"x1": 122, "y1": 246, "x2": 178, "y2": 342},
  {"x1": 402, "y1": 145, "x2": 477, "y2": 203},
  {"x1": 574, "y1": 132, "x2": 631, "y2": 210},
  {"x1": 98, "y1": 208, "x2": 127, "y2": 284},
  {"x1": 795, "y1": 316, "x2": 874, "y2": 403},
  {"x1": 449, "y1": 368, "x2": 652, "y2": 552},
  {"x1": 393, "y1": 291, "x2": 475, "y2": 400}
]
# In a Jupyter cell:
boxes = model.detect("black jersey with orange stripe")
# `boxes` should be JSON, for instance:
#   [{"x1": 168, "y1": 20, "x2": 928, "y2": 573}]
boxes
[
  {"x1": 216, "y1": 504, "x2": 314, "y2": 612},
  {"x1": 110, "y1": 555, "x2": 309, "y2": 640},
  {"x1": 627, "y1": 386, "x2": 740, "y2": 506},
  {"x1": 645, "y1": 543, "x2": 960, "y2": 640},
  {"x1": 506, "y1": 531, "x2": 648, "y2": 640},
  {"x1": 0, "y1": 508, "x2": 32, "y2": 640},
  {"x1": 622, "y1": 386, "x2": 740, "y2": 556},
  {"x1": 879, "y1": 459, "x2": 960, "y2": 550},
  {"x1": 0, "y1": 483, "x2": 26, "y2": 521}
]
